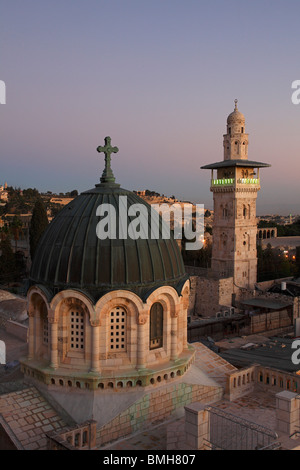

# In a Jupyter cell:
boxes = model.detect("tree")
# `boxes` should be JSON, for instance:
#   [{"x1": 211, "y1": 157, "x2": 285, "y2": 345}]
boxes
[
  {"x1": 10, "y1": 216, "x2": 23, "y2": 252},
  {"x1": 29, "y1": 199, "x2": 48, "y2": 261},
  {"x1": 181, "y1": 237, "x2": 212, "y2": 268},
  {"x1": 257, "y1": 243, "x2": 294, "y2": 281},
  {"x1": 0, "y1": 237, "x2": 16, "y2": 283},
  {"x1": 205, "y1": 224, "x2": 212, "y2": 235}
]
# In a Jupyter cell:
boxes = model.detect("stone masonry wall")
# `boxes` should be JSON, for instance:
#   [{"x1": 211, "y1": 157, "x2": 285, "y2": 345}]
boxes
[
  {"x1": 189, "y1": 276, "x2": 234, "y2": 317},
  {"x1": 250, "y1": 310, "x2": 292, "y2": 334},
  {"x1": 97, "y1": 381, "x2": 223, "y2": 447}
]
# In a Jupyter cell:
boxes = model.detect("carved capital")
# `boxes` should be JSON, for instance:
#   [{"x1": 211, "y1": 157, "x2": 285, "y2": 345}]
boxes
[
  {"x1": 137, "y1": 313, "x2": 148, "y2": 325},
  {"x1": 171, "y1": 306, "x2": 180, "y2": 318}
]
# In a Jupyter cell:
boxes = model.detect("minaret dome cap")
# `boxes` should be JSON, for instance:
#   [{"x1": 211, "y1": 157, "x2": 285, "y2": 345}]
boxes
[{"x1": 227, "y1": 99, "x2": 245, "y2": 124}]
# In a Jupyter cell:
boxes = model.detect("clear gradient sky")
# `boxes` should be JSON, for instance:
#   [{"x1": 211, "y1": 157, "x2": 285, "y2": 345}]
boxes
[{"x1": 1, "y1": 0, "x2": 300, "y2": 214}]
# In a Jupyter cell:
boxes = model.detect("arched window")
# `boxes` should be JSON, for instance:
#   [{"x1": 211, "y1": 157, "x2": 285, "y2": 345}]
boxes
[
  {"x1": 223, "y1": 205, "x2": 228, "y2": 218},
  {"x1": 150, "y1": 303, "x2": 163, "y2": 350},
  {"x1": 109, "y1": 307, "x2": 126, "y2": 351},
  {"x1": 70, "y1": 310, "x2": 85, "y2": 351}
]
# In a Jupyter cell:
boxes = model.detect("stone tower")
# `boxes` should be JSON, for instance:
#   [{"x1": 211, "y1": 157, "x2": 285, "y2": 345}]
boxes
[{"x1": 201, "y1": 101, "x2": 270, "y2": 291}]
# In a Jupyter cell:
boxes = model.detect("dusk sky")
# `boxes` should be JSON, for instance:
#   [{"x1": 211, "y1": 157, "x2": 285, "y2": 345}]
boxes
[{"x1": 1, "y1": 0, "x2": 300, "y2": 214}]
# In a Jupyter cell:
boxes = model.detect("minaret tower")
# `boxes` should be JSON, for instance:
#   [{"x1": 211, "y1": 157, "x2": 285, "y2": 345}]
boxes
[{"x1": 201, "y1": 101, "x2": 270, "y2": 291}]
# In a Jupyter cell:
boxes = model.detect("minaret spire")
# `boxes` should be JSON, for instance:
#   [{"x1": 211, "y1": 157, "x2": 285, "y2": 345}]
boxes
[{"x1": 223, "y1": 100, "x2": 248, "y2": 160}]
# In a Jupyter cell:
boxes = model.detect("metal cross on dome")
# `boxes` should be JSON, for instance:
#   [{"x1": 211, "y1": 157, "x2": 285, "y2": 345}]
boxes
[{"x1": 97, "y1": 136, "x2": 119, "y2": 185}]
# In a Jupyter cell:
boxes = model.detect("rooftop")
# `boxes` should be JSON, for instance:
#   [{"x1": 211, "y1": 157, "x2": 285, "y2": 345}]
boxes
[
  {"x1": 241, "y1": 297, "x2": 293, "y2": 311},
  {"x1": 219, "y1": 337, "x2": 299, "y2": 373},
  {"x1": 201, "y1": 159, "x2": 271, "y2": 170}
]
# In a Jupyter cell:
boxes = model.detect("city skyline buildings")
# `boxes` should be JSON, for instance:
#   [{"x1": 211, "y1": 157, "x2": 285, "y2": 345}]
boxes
[{"x1": 1, "y1": 1, "x2": 300, "y2": 215}]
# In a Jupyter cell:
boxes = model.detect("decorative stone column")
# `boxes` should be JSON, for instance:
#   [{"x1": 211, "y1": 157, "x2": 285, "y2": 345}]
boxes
[
  {"x1": 171, "y1": 309, "x2": 179, "y2": 361},
  {"x1": 137, "y1": 311, "x2": 148, "y2": 369},
  {"x1": 90, "y1": 321, "x2": 101, "y2": 373},
  {"x1": 35, "y1": 312, "x2": 42, "y2": 357},
  {"x1": 49, "y1": 318, "x2": 59, "y2": 369},
  {"x1": 182, "y1": 288, "x2": 189, "y2": 349},
  {"x1": 28, "y1": 309, "x2": 35, "y2": 360}
]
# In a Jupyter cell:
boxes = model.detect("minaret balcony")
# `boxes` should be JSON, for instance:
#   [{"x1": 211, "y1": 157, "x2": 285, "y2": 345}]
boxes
[
  {"x1": 210, "y1": 177, "x2": 260, "y2": 191},
  {"x1": 237, "y1": 177, "x2": 259, "y2": 185},
  {"x1": 211, "y1": 178, "x2": 235, "y2": 187}
]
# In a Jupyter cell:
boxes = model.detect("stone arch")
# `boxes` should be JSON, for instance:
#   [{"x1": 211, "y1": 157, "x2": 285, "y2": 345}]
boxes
[
  {"x1": 50, "y1": 290, "x2": 95, "y2": 364},
  {"x1": 95, "y1": 290, "x2": 145, "y2": 326},
  {"x1": 145, "y1": 286, "x2": 183, "y2": 360},
  {"x1": 50, "y1": 289, "x2": 95, "y2": 325},
  {"x1": 95, "y1": 290, "x2": 146, "y2": 364},
  {"x1": 180, "y1": 280, "x2": 190, "y2": 310},
  {"x1": 27, "y1": 286, "x2": 50, "y2": 360},
  {"x1": 149, "y1": 302, "x2": 164, "y2": 350},
  {"x1": 27, "y1": 285, "x2": 50, "y2": 315},
  {"x1": 145, "y1": 285, "x2": 180, "y2": 314}
]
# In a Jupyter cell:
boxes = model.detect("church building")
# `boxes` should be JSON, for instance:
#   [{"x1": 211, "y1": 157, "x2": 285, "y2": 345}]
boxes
[
  {"x1": 19, "y1": 137, "x2": 222, "y2": 446},
  {"x1": 1, "y1": 104, "x2": 298, "y2": 451}
]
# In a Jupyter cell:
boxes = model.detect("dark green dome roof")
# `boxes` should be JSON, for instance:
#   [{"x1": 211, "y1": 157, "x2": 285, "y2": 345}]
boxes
[
  {"x1": 30, "y1": 136, "x2": 187, "y2": 301},
  {"x1": 29, "y1": 185, "x2": 187, "y2": 301}
]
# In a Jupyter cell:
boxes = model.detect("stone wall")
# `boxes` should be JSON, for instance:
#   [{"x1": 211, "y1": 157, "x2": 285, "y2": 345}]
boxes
[
  {"x1": 250, "y1": 310, "x2": 292, "y2": 334},
  {"x1": 188, "y1": 275, "x2": 234, "y2": 318},
  {"x1": 46, "y1": 420, "x2": 97, "y2": 450},
  {"x1": 225, "y1": 364, "x2": 300, "y2": 402},
  {"x1": 224, "y1": 365, "x2": 256, "y2": 401},
  {"x1": 188, "y1": 317, "x2": 250, "y2": 342},
  {"x1": 97, "y1": 381, "x2": 223, "y2": 447}
]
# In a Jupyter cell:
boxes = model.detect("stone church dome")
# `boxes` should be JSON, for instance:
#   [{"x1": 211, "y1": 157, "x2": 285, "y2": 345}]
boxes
[
  {"x1": 29, "y1": 138, "x2": 187, "y2": 301},
  {"x1": 22, "y1": 137, "x2": 193, "y2": 403}
]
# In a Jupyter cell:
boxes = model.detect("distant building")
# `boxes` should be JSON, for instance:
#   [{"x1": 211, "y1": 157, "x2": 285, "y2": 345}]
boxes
[
  {"x1": 50, "y1": 197, "x2": 75, "y2": 206},
  {"x1": 0, "y1": 183, "x2": 8, "y2": 202}
]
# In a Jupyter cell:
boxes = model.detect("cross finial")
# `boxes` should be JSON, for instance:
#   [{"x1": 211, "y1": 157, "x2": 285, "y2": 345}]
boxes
[
  {"x1": 234, "y1": 99, "x2": 238, "y2": 110},
  {"x1": 97, "y1": 136, "x2": 119, "y2": 185}
]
